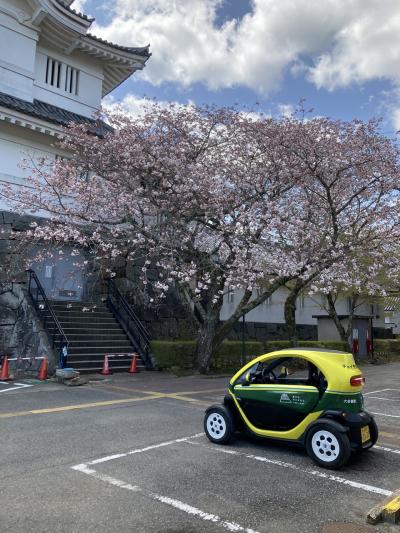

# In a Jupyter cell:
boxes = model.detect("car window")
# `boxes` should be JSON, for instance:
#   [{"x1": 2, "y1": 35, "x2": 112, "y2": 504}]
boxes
[
  {"x1": 236, "y1": 356, "x2": 327, "y2": 389},
  {"x1": 235, "y1": 362, "x2": 259, "y2": 384}
]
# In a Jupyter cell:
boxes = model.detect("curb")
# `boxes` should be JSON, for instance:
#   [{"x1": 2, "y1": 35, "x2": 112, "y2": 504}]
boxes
[{"x1": 367, "y1": 489, "x2": 400, "y2": 525}]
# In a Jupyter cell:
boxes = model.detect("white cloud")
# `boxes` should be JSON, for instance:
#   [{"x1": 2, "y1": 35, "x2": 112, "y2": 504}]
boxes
[
  {"x1": 71, "y1": 0, "x2": 87, "y2": 13},
  {"x1": 393, "y1": 108, "x2": 400, "y2": 131},
  {"x1": 308, "y1": 0, "x2": 400, "y2": 90},
  {"x1": 90, "y1": 0, "x2": 400, "y2": 128},
  {"x1": 91, "y1": 0, "x2": 400, "y2": 95},
  {"x1": 102, "y1": 93, "x2": 194, "y2": 118},
  {"x1": 277, "y1": 104, "x2": 295, "y2": 118}
]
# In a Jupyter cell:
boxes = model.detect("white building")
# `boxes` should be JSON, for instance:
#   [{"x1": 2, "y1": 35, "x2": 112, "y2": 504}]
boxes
[
  {"x1": 0, "y1": 0, "x2": 150, "y2": 369},
  {"x1": 0, "y1": 0, "x2": 149, "y2": 290},
  {"x1": 220, "y1": 286, "x2": 386, "y2": 354},
  {"x1": 0, "y1": 1, "x2": 388, "y2": 368},
  {"x1": 384, "y1": 296, "x2": 400, "y2": 335}
]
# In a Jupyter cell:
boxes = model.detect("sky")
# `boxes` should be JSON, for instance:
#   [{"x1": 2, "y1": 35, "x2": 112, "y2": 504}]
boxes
[{"x1": 74, "y1": 0, "x2": 400, "y2": 136}]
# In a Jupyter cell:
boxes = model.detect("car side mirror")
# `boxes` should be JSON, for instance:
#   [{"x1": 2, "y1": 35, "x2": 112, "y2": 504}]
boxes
[{"x1": 242, "y1": 371, "x2": 251, "y2": 386}]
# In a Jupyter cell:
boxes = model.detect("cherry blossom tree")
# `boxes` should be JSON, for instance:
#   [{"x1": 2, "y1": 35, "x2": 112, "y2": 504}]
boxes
[
  {"x1": 279, "y1": 116, "x2": 400, "y2": 344},
  {"x1": 2, "y1": 104, "x2": 400, "y2": 371}
]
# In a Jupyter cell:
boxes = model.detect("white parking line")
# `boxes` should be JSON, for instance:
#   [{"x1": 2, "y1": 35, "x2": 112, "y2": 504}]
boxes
[
  {"x1": 370, "y1": 412, "x2": 400, "y2": 419},
  {"x1": 72, "y1": 433, "x2": 258, "y2": 533},
  {"x1": 375, "y1": 445, "x2": 400, "y2": 455},
  {"x1": 364, "y1": 388, "x2": 395, "y2": 396},
  {"x1": 185, "y1": 440, "x2": 393, "y2": 497},
  {"x1": 86, "y1": 433, "x2": 204, "y2": 466},
  {"x1": 73, "y1": 464, "x2": 258, "y2": 533},
  {"x1": 72, "y1": 431, "x2": 394, "y2": 529},
  {"x1": 366, "y1": 397, "x2": 400, "y2": 402},
  {"x1": 0, "y1": 383, "x2": 33, "y2": 393}
]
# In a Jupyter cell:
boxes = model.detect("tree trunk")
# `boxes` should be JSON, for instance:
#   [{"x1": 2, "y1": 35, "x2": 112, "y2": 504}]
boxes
[
  {"x1": 284, "y1": 280, "x2": 303, "y2": 346},
  {"x1": 178, "y1": 277, "x2": 292, "y2": 373},
  {"x1": 326, "y1": 293, "x2": 348, "y2": 343},
  {"x1": 194, "y1": 310, "x2": 219, "y2": 373}
]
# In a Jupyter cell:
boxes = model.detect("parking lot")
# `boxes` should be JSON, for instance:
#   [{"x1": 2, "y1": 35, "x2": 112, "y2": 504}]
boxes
[{"x1": 0, "y1": 362, "x2": 399, "y2": 532}]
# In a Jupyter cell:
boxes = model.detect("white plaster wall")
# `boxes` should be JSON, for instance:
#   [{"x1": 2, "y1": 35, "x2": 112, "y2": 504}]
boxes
[
  {"x1": 0, "y1": 121, "x2": 62, "y2": 210},
  {"x1": 385, "y1": 312, "x2": 400, "y2": 334},
  {"x1": 34, "y1": 46, "x2": 103, "y2": 117},
  {"x1": 0, "y1": 3, "x2": 104, "y2": 116},
  {"x1": 220, "y1": 286, "x2": 384, "y2": 328},
  {"x1": 220, "y1": 286, "x2": 320, "y2": 325},
  {"x1": 0, "y1": 7, "x2": 37, "y2": 101},
  {"x1": 317, "y1": 319, "x2": 349, "y2": 341}
]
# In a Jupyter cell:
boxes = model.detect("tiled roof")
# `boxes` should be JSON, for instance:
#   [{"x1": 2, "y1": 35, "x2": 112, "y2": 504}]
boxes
[
  {"x1": 86, "y1": 34, "x2": 151, "y2": 58},
  {"x1": 55, "y1": 0, "x2": 94, "y2": 22},
  {"x1": 385, "y1": 296, "x2": 400, "y2": 312},
  {"x1": 0, "y1": 92, "x2": 111, "y2": 135}
]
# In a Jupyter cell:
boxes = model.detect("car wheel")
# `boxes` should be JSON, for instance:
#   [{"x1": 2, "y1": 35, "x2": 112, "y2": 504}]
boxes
[
  {"x1": 204, "y1": 405, "x2": 235, "y2": 444},
  {"x1": 306, "y1": 423, "x2": 351, "y2": 469}
]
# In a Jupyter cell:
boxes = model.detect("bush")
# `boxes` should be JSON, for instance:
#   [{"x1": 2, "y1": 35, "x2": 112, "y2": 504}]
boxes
[
  {"x1": 150, "y1": 339, "x2": 351, "y2": 373},
  {"x1": 372, "y1": 339, "x2": 400, "y2": 361},
  {"x1": 150, "y1": 340, "x2": 195, "y2": 369}
]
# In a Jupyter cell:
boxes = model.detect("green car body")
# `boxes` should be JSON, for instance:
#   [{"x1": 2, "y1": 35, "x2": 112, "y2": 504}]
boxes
[{"x1": 204, "y1": 348, "x2": 378, "y2": 469}]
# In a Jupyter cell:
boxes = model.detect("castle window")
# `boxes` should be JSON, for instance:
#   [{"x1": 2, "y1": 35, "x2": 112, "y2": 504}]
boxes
[{"x1": 45, "y1": 56, "x2": 80, "y2": 95}]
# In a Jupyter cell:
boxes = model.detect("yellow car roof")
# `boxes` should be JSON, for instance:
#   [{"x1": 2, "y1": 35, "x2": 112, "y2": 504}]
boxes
[{"x1": 230, "y1": 347, "x2": 363, "y2": 393}]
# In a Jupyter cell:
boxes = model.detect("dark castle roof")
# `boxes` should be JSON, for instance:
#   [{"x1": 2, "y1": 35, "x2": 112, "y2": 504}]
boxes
[
  {"x1": 86, "y1": 33, "x2": 151, "y2": 58},
  {"x1": 55, "y1": 0, "x2": 94, "y2": 22},
  {"x1": 385, "y1": 296, "x2": 400, "y2": 312},
  {"x1": 0, "y1": 92, "x2": 111, "y2": 135}
]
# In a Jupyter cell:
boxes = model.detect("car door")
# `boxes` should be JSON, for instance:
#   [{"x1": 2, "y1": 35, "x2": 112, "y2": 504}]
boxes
[{"x1": 233, "y1": 357, "x2": 321, "y2": 431}]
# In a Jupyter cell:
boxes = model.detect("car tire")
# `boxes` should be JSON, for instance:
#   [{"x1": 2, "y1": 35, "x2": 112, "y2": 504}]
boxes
[
  {"x1": 362, "y1": 416, "x2": 379, "y2": 450},
  {"x1": 306, "y1": 422, "x2": 351, "y2": 469},
  {"x1": 204, "y1": 405, "x2": 235, "y2": 444}
]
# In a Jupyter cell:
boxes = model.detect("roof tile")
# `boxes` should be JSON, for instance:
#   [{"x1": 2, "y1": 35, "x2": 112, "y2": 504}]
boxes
[{"x1": 0, "y1": 92, "x2": 111, "y2": 135}]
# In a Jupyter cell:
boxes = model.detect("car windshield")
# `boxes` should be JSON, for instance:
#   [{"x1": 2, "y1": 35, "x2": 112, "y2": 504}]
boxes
[{"x1": 235, "y1": 356, "x2": 327, "y2": 390}]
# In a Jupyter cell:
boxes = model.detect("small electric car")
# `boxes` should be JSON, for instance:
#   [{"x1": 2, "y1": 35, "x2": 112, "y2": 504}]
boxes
[{"x1": 204, "y1": 348, "x2": 378, "y2": 469}]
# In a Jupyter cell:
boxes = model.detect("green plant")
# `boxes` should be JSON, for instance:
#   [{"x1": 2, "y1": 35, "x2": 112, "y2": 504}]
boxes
[{"x1": 150, "y1": 339, "x2": 353, "y2": 373}]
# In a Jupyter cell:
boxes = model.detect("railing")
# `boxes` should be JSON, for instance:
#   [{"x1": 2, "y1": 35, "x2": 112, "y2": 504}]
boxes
[
  {"x1": 26, "y1": 269, "x2": 69, "y2": 359},
  {"x1": 106, "y1": 278, "x2": 153, "y2": 369}
]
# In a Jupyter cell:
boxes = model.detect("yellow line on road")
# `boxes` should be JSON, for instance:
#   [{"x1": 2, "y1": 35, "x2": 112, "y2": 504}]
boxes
[
  {"x1": 380, "y1": 431, "x2": 400, "y2": 441},
  {"x1": 0, "y1": 385, "x2": 221, "y2": 420},
  {"x1": 99, "y1": 384, "x2": 163, "y2": 396},
  {"x1": 101, "y1": 386, "x2": 211, "y2": 406},
  {"x1": 0, "y1": 395, "x2": 162, "y2": 419},
  {"x1": 173, "y1": 389, "x2": 226, "y2": 395},
  {"x1": 164, "y1": 394, "x2": 210, "y2": 406},
  {"x1": 100, "y1": 384, "x2": 225, "y2": 397}
]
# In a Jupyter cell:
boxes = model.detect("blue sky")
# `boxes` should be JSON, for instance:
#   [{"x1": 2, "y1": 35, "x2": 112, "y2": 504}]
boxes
[{"x1": 76, "y1": 0, "x2": 400, "y2": 136}]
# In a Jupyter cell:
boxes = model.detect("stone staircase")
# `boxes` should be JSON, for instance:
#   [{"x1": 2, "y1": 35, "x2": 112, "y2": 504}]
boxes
[{"x1": 46, "y1": 301, "x2": 146, "y2": 374}]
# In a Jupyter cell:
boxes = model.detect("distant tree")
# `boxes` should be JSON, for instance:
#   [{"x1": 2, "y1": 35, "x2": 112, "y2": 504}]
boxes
[
  {"x1": 2, "y1": 105, "x2": 400, "y2": 370},
  {"x1": 276, "y1": 116, "x2": 400, "y2": 345}
]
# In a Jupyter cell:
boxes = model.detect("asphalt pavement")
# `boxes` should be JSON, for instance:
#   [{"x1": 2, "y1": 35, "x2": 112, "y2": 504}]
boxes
[{"x1": 0, "y1": 362, "x2": 399, "y2": 533}]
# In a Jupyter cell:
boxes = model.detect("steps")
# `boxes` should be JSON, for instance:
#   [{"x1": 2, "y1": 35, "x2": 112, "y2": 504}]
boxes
[{"x1": 47, "y1": 301, "x2": 145, "y2": 374}]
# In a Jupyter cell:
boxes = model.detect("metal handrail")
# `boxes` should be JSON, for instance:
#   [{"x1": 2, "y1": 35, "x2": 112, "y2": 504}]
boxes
[
  {"x1": 106, "y1": 278, "x2": 153, "y2": 369},
  {"x1": 26, "y1": 269, "x2": 69, "y2": 353}
]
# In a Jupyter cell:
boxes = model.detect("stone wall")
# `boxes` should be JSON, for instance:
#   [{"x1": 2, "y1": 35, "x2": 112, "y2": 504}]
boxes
[
  {"x1": 128, "y1": 287, "x2": 318, "y2": 342},
  {"x1": 0, "y1": 211, "x2": 56, "y2": 370},
  {"x1": 0, "y1": 210, "x2": 36, "y2": 282},
  {"x1": 0, "y1": 282, "x2": 55, "y2": 369}
]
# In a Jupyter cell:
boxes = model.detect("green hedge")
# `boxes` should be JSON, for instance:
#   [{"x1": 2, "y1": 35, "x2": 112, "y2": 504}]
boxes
[
  {"x1": 150, "y1": 339, "x2": 350, "y2": 373},
  {"x1": 373, "y1": 339, "x2": 400, "y2": 360}
]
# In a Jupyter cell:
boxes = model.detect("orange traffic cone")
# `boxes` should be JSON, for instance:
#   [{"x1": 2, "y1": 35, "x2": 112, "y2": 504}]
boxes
[
  {"x1": 100, "y1": 355, "x2": 111, "y2": 375},
  {"x1": 37, "y1": 357, "x2": 48, "y2": 380},
  {"x1": 129, "y1": 353, "x2": 138, "y2": 374},
  {"x1": 0, "y1": 356, "x2": 11, "y2": 381}
]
